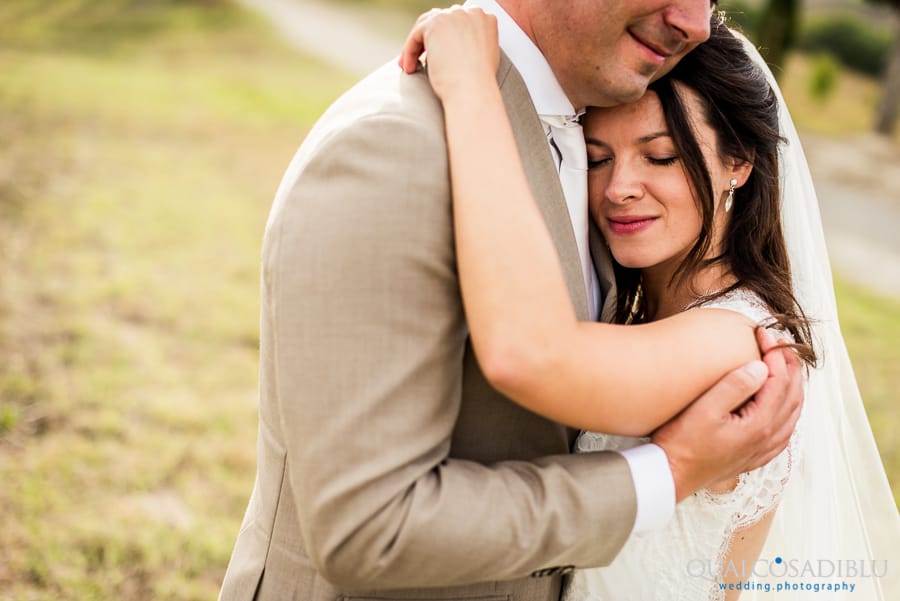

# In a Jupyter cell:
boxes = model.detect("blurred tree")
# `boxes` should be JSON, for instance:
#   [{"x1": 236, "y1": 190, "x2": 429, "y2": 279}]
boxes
[
  {"x1": 757, "y1": 0, "x2": 800, "y2": 77},
  {"x1": 798, "y1": 15, "x2": 890, "y2": 77},
  {"x1": 809, "y1": 54, "x2": 839, "y2": 103},
  {"x1": 869, "y1": 0, "x2": 900, "y2": 135}
]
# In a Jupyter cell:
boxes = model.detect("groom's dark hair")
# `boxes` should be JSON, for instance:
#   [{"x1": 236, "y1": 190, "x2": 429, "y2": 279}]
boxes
[{"x1": 612, "y1": 14, "x2": 816, "y2": 366}]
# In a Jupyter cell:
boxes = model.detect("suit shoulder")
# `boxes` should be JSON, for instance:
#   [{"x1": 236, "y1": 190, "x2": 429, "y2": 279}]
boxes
[
  {"x1": 263, "y1": 63, "x2": 452, "y2": 254},
  {"x1": 310, "y1": 62, "x2": 446, "y2": 149}
]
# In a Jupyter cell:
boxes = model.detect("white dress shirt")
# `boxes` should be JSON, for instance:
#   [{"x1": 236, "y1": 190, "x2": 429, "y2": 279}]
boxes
[{"x1": 465, "y1": 0, "x2": 675, "y2": 534}]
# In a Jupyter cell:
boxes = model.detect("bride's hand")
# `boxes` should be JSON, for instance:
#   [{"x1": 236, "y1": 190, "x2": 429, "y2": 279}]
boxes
[{"x1": 398, "y1": 5, "x2": 499, "y2": 102}]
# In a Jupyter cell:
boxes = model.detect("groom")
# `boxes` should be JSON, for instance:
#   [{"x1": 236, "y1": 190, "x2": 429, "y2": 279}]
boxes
[{"x1": 219, "y1": 1, "x2": 803, "y2": 600}]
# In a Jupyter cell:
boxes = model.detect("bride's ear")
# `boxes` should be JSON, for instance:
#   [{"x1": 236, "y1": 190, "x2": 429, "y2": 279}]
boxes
[{"x1": 730, "y1": 157, "x2": 753, "y2": 189}]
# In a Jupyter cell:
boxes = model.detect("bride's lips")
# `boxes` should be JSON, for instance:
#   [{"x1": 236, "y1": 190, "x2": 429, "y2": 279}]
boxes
[{"x1": 606, "y1": 215, "x2": 658, "y2": 235}]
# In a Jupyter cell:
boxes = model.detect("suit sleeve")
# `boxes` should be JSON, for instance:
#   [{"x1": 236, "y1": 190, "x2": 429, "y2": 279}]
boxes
[{"x1": 265, "y1": 107, "x2": 637, "y2": 589}]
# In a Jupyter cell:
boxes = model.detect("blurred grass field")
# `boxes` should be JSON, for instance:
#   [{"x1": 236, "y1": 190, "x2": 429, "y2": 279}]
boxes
[
  {"x1": 0, "y1": 1, "x2": 355, "y2": 599},
  {"x1": 0, "y1": 1, "x2": 897, "y2": 600}
]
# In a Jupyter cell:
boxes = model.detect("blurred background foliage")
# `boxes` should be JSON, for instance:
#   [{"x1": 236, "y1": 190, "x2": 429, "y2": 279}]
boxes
[
  {"x1": 720, "y1": 0, "x2": 900, "y2": 133},
  {"x1": 724, "y1": 1, "x2": 893, "y2": 72},
  {"x1": 0, "y1": 0, "x2": 897, "y2": 599}
]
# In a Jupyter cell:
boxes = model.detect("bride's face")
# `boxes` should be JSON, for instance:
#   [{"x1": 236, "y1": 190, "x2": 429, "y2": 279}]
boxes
[{"x1": 584, "y1": 87, "x2": 738, "y2": 276}]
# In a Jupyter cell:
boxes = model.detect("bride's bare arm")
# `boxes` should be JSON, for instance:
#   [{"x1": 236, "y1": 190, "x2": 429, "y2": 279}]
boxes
[
  {"x1": 402, "y1": 9, "x2": 760, "y2": 436},
  {"x1": 721, "y1": 512, "x2": 777, "y2": 600}
]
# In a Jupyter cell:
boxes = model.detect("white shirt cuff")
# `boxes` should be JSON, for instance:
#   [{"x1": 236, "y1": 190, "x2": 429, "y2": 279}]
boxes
[{"x1": 618, "y1": 443, "x2": 675, "y2": 533}]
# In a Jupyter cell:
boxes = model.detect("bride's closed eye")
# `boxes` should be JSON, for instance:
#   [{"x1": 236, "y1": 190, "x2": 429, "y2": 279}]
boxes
[
  {"x1": 587, "y1": 154, "x2": 680, "y2": 169},
  {"x1": 647, "y1": 155, "x2": 679, "y2": 166},
  {"x1": 588, "y1": 156, "x2": 612, "y2": 170}
]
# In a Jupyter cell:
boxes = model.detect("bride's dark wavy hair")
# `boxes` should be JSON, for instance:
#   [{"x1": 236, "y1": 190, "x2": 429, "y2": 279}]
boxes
[{"x1": 610, "y1": 16, "x2": 816, "y2": 366}]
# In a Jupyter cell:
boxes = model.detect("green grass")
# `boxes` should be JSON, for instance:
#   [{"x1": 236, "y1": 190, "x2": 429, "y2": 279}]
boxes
[
  {"x1": 835, "y1": 278, "x2": 900, "y2": 505},
  {"x1": 0, "y1": 2, "x2": 897, "y2": 600},
  {"x1": 0, "y1": 1, "x2": 355, "y2": 599}
]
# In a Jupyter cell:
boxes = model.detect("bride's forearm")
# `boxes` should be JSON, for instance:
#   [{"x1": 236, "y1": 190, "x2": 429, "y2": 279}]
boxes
[
  {"x1": 530, "y1": 311, "x2": 761, "y2": 435},
  {"x1": 442, "y1": 82, "x2": 581, "y2": 385}
]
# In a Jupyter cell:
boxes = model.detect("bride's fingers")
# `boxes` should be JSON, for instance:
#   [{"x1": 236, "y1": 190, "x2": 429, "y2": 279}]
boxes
[
  {"x1": 398, "y1": 5, "x2": 498, "y2": 75},
  {"x1": 415, "y1": 7, "x2": 441, "y2": 24},
  {"x1": 398, "y1": 6, "x2": 456, "y2": 73},
  {"x1": 398, "y1": 9, "x2": 442, "y2": 73},
  {"x1": 398, "y1": 21, "x2": 427, "y2": 73}
]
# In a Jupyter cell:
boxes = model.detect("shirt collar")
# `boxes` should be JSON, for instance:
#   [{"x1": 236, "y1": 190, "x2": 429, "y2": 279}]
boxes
[{"x1": 464, "y1": 0, "x2": 577, "y2": 117}]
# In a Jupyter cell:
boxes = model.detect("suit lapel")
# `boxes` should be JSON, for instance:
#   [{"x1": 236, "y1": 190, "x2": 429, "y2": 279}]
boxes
[
  {"x1": 590, "y1": 220, "x2": 618, "y2": 323},
  {"x1": 496, "y1": 53, "x2": 590, "y2": 321}
]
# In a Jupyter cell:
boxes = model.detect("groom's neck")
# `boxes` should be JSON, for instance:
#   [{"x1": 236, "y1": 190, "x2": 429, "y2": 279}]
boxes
[{"x1": 495, "y1": 0, "x2": 536, "y2": 46}]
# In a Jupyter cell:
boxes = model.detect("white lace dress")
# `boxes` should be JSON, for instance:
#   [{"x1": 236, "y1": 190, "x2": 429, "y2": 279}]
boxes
[{"x1": 564, "y1": 289, "x2": 801, "y2": 601}]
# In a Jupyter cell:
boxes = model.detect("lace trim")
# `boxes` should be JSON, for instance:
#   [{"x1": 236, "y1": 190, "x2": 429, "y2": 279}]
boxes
[{"x1": 568, "y1": 288, "x2": 801, "y2": 601}]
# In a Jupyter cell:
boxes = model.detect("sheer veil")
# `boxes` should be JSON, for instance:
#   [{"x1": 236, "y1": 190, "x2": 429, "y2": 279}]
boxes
[{"x1": 736, "y1": 34, "x2": 900, "y2": 599}]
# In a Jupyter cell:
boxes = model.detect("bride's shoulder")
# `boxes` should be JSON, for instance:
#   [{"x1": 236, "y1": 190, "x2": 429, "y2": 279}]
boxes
[{"x1": 694, "y1": 288, "x2": 773, "y2": 325}]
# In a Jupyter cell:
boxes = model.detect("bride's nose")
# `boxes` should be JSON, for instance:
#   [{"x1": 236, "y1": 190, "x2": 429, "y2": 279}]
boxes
[{"x1": 604, "y1": 161, "x2": 644, "y2": 205}]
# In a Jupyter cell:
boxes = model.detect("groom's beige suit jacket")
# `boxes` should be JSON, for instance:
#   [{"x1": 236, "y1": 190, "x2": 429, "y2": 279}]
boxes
[{"x1": 218, "y1": 54, "x2": 636, "y2": 601}]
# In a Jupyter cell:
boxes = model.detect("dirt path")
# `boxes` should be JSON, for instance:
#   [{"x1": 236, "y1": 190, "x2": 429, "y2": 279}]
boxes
[
  {"x1": 240, "y1": 0, "x2": 900, "y2": 299},
  {"x1": 804, "y1": 133, "x2": 900, "y2": 298},
  {"x1": 236, "y1": 0, "x2": 406, "y2": 74}
]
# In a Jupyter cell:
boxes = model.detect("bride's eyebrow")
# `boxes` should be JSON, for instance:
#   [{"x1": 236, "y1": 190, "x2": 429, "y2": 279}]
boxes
[
  {"x1": 584, "y1": 137, "x2": 610, "y2": 149},
  {"x1": 584, "y1": 131, "x2": 673, "y2": 148},
  {"x1": 636, "y1": 131, "x2": 672, "y2": 144}
]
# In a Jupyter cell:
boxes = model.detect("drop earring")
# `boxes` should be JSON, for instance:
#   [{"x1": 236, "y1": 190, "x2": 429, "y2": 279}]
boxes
[{"x1": 725, "y1": 178, "x2": 737, "y2": 212}]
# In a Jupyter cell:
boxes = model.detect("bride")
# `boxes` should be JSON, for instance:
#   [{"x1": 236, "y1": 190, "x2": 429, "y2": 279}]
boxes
[{"x1": 400, "y1": 8, "x2": 900, "y2": 601}]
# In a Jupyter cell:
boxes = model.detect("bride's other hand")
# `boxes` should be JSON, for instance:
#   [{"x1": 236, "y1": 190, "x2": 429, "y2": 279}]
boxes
[{"x1": 398, "y1": 5, "x2": 499, "y2": 102}]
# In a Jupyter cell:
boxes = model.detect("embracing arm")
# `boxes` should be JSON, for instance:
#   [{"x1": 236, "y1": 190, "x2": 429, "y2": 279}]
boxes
[{"x1": 413, "y1": 12, "x2": 759, "y2": 437}]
